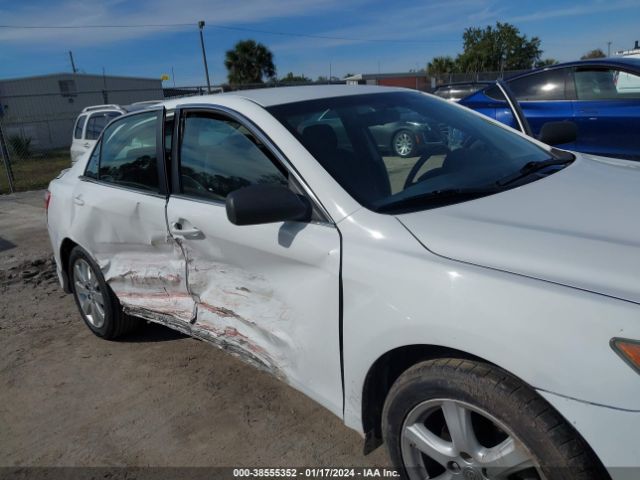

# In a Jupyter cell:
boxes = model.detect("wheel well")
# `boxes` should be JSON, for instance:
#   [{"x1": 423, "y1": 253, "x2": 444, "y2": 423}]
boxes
[
  {"x1": 59, "y1": 238, "x2": 78, "y2": 293},
  {"x1": 361, "y1": 344, "x2": 489, "y2": 454}
]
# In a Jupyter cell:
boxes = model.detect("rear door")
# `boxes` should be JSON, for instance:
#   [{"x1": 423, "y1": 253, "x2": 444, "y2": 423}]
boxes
[
  {"x1": 70, "y1": 114, "x2": 88, "y2": 164},
  {"x1": 571, "y1": 66, "x2": 640, "y2": 159},
  {"x1": 71, "y1": 108, "x2": 194, "y2": 323},
  {"x1": 165, "y1": 106, "x2": 343, "y2": 413}
]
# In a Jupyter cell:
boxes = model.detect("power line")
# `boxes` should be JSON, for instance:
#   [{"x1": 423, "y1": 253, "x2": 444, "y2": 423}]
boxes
[{"x1": 0, "y1": 21, "x2": 459, "y2": 44}]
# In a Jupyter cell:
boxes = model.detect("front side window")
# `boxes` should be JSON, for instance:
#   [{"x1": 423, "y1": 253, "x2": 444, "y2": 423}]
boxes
[
  {"x1": 85, "y1": 111, "x2": 121, "y2": 140},
  {"x1": 179, "y1": 112, "x2": 287, "y2": 201},
  {"x1": 508, "y1": 69, "x2": 568, "y2": 101},
  {"x1": 574, "y1": 67, "x2": 640, "y2": 100},
  {"x1": 74, "y1": 115, "x2": 87, "y2": 139},
  {"x1": 98, "y1": 111, "x2": 159, "y2": 191},
  {"x1": 269, "y1": 92, "x2": 561, "y2": 213}
]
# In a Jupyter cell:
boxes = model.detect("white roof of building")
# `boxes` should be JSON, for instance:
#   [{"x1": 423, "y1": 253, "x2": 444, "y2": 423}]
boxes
[{"x1": 163, "y1": 85, "x2": 408, "y2": 109}]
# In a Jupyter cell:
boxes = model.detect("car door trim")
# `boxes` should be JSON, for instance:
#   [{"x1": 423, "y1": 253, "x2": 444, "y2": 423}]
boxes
[{"x1": 170, "y1": 103, "x2": 335, "y2": 225}]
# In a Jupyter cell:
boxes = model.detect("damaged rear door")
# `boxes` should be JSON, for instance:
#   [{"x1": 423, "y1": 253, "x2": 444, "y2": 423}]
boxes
[
  {"x1": 166, "y1": 106, "x2": 343, "y2": 414},
  {"x1": 72, "y1": 108, "x2": 195, "y2": 323}
]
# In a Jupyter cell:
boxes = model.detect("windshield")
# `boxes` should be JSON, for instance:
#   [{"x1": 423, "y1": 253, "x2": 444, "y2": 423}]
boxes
[{"x1": 268, "y1": 91, "x2": 558, "y2": 213}]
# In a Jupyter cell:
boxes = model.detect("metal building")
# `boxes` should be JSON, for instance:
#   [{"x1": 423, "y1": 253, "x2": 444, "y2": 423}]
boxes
[{"x1": 0, "y1": 73, "x2": 163, "y2": 151}]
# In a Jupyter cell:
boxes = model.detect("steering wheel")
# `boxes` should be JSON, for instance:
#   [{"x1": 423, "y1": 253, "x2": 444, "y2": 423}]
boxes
[{"x1": 403, "y1": 143, "x2": 450, "y2": 190}]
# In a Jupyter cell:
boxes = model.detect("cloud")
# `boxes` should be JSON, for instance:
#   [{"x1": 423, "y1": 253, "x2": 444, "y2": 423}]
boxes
[
  {"x1": 269, "y1": 0, "x2": 495, "y2": 52},
  {"x1": 507, "y1": 0, "x2": 639, "y2": 23},
  {"x1": 0, "y1": 0, "x2": 350, "y2": 45}
]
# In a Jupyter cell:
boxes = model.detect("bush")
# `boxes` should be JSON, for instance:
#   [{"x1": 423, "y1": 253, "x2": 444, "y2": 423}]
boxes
[{"x1": 8, "y1": 135, "x2": 32, "y2": 160}]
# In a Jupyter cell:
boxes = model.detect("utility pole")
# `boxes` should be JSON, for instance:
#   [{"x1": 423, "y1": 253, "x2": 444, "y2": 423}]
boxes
[
  {"x1": 607, "y1": 41, "x2": 612, "y2": 57},
  {"x1": 198, "y1": 21, "x2": 211, "y2": 93},
  {"x1": 171, "y1": 66, "x2": 176, "y2": 87},
  {"x1": 102, "y1": 67, "x2": 108, "y2": 103},
  {"x1": 69, "y1": 51, "x2": 78, "y2": 73}
]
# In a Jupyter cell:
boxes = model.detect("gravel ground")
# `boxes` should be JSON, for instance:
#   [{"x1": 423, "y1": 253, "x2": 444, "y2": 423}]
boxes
[{"x1": 0, "y1": 190, "x2": 389, "y2": 475}]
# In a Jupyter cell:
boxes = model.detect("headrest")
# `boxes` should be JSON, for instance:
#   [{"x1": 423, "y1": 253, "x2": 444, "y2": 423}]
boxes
[{"x1": 302, "y1": 124, "x2": 338, "y2": 154}]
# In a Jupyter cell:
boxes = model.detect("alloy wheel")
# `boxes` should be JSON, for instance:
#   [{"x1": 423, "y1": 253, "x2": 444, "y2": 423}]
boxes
[
  {"x1": 401, "y1": 399, "x2": 542, "y2": 480},
  {"x1": 394, "y1": 131, "x2": 415, "y2": 157},
  {"x1": 73, "y1": 258, "x2": 106, "y2": 328}
]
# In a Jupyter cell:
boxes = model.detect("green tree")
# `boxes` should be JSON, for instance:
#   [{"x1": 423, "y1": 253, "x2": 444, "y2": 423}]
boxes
[
  {"x1": 581, "y1": 48, "x2": 606, "y2": 59},
  {"x1": 427, "y1": 56, "x2": 457, "y2": 76},
  {"x1": 535, "y1": 58, "x2": 559, "y2": 68},
  {"x1": 224, "y1": 40, "x2": 276, "y2": 84},
  {"x1": 456, "y1": 22, "x2": 542, "y2": 72},
  {"x1": 280, "y1": 72, "x2": 312, "y2": 84}
]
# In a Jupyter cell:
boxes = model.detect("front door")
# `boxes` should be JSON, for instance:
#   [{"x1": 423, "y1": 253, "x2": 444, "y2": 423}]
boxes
[
  {"x1": 72, "y1": 109, "x2": 194, "y2": 323},
  {"x1": 166, "y1": 108, "x2": 343, "y2": 414},
  {"x1": 503, "y1": 68, "x2": 576, "y2": 149}
]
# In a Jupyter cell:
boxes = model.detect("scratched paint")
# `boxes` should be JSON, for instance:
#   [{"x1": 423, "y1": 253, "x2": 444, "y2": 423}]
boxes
[{"x1": 183, "y1": 241, "x2": 293, "y2": 373}]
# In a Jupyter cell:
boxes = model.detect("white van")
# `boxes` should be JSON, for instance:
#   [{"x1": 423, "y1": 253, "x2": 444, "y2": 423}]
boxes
[{"x1": 70, "y1": 105, "x2": 125, "y2": 164}]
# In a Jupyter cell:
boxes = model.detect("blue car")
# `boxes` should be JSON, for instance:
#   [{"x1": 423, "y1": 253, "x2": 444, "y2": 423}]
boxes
[{"x1": 459, "y1": 58, "x2": 640, "y2": 160}]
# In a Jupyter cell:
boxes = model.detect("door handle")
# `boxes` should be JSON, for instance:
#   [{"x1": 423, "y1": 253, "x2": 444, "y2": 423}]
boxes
[
  {"x1": 170, "y1": 221, "x2": 201, "y2": 238},
  {"x1": 73, "y1": 195, "x2": 84, "y2": 206},
  {"x1": 83, "y1": 143, "x2": 91, "y2": 148}
]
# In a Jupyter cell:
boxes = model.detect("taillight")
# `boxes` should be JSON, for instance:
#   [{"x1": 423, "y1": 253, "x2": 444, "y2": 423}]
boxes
[{"x1": 44, "y1": 190, "x2": 51, "y2": 211}]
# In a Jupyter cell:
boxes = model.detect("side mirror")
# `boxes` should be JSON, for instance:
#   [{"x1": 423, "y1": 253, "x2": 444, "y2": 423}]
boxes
[
  {"x1": 226, "y1": 184, "x2": 312, "y2": 226},
  {"x1": 538, "y1": 121, "x2": 578, "y2": 146}
]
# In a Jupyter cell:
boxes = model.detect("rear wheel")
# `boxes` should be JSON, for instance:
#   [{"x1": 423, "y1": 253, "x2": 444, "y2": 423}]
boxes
[
  {"x1": 69, "y1": 246, "x2": 138, "y2": 339},
  {"x1": 382, "y1": 358, "x2": 607, "y2": 480},
  {"x1": 392, "y1": 130, "x2": 416, "y2": 157}
]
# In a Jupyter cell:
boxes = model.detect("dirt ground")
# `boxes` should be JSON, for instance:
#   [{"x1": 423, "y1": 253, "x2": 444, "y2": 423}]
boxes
[{"x1": 0, "y1": 190, "x2": 389, "y2": 472}]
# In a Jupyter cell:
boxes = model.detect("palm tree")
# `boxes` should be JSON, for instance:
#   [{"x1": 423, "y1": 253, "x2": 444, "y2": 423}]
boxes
[
  {"x1": 224, "y1": 40, "x2": 276, "y2": 85},
  {"x1": 427, "y1": 56, "x2": 457, "y2": 76}
]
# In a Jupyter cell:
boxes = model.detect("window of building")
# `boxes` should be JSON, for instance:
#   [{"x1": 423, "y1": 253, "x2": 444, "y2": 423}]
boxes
[{"x1": 59, "y1": 79, "x2": 77, "y2": 98}]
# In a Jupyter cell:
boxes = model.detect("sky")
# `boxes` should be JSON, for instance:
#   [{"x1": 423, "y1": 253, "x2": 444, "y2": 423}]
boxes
[{"x1": 1, "y1": 0, "x2": 639, "y2": 86}]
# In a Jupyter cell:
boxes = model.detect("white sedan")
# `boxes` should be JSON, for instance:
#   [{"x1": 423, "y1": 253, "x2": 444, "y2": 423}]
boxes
[{"x1": 46, "y1": 85, "x2": 640, "y2": 479}]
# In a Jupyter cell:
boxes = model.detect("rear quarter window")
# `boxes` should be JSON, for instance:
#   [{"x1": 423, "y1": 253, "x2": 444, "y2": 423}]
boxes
[{"x1": 74, "y1": 115, "x2": 87, "y2": 139}]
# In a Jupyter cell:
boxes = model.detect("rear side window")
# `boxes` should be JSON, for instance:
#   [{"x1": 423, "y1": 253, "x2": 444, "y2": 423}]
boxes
[
  {"x1": 86, "y1": 111, "x2": 121, "y2": 140},
  {"x1": 98, "y1": 111, "x2": 159, "y2": 192},
  {"x1": 574, "y1": 68, "x2": 640, "y2": 100},
  {"x1": 179, "y1": 112, "x2": 287, "y2": 201},
  {"x1": 84, "y1": 141, "x2": 100, "y2": 179},
  {"x1": 508, "y1": 69, "x2": 569, "y2": 101},
  {"x1": 74, "y1": 115, "x2": 87, "y2": 139}
]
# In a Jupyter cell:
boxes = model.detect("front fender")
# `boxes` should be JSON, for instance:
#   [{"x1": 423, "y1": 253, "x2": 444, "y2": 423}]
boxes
[{"x1": 339, "y1": 209, "x2": 640, "y2": 433}]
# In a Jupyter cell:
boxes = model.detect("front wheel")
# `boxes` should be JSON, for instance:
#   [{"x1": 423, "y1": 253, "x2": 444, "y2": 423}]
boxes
[
  {"x1": 69, "y1": 246, "x2": 139, "y2": 339},
  {"x1": 382, "y1": 359, "x2": 606, "y2": 480}
]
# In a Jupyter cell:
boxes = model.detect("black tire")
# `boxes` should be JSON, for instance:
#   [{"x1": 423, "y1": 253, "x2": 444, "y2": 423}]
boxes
[
  {"x1": 68, "y1": 246, "x2": 139, "y2": 340},
  {"x1": 382, "y1": 358, "x2": 607, "y2": 480},
  {"x1": 392, "y1": 129, "x2": 416, "y2": 158}
]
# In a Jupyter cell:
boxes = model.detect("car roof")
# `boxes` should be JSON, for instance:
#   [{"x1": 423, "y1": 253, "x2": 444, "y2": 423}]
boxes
[
  {"x1": 507, "y1": 57, "x2": 640, "y2": 81},
  {"x1": 161, "y1": 85, "x2": 409, "y2": 109}
]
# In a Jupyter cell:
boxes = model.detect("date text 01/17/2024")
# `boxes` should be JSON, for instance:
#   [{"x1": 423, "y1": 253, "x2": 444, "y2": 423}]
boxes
[{"x1": 232, "y1": 468, "x2": 400, "y2": 478}]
